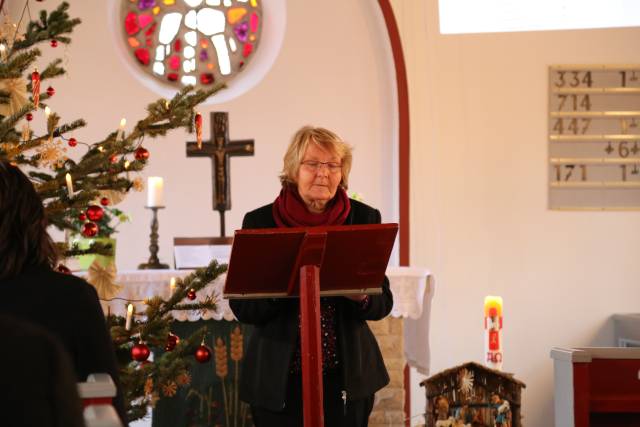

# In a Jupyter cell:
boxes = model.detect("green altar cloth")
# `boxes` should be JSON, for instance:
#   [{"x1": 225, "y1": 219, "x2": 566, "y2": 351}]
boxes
[{"x1": 152, "y1": 319, "x2": 254, "y2": 427}]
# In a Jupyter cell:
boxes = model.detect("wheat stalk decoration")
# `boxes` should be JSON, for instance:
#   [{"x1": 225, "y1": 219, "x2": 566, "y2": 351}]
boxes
[
  {"x1": 215, "y1": 336, "x2": 230, "y2": 427},
  {"x1": 230, "y1": 325, "x2": 244, "y2": 427}
]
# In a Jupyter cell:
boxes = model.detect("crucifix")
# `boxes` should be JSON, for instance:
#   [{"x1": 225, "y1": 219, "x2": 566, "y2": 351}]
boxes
[{"x1": 186, "y1": 112, "x2": 254, "y2": 237}]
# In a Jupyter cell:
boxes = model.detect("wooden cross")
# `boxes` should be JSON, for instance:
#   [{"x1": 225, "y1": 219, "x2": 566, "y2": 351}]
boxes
[{"x1": 186, "y1": 112, "x2": 254, "y2": 237}]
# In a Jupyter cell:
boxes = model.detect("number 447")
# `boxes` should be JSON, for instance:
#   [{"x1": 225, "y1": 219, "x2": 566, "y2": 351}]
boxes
[{"x1": 552, "y1": 118, "x2": 591, "y2": 135}]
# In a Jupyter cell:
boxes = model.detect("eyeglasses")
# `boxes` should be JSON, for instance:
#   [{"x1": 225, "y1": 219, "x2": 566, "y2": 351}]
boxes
[{"x1": 301, "y1": 160, "x2": 342, "y2": 173}]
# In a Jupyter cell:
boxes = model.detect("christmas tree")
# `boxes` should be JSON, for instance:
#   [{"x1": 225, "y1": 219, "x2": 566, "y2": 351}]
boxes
[{"x1": 0, "y1": 2, "x2": 227, "y2": 421}]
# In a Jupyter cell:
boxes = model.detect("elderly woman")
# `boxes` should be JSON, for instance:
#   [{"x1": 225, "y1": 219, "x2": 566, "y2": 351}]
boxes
[
  {"x1": 229, "y1": 126, "x2": 393, "y2": 427},
  {"x1": 0, "y1": 161, "x2": 127, "y2": 424}
]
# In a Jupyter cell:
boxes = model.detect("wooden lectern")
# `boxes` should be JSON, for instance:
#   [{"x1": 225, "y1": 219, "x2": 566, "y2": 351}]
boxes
[{"x1": 224, "y1": 223, "x2": 398, "y2": 427}]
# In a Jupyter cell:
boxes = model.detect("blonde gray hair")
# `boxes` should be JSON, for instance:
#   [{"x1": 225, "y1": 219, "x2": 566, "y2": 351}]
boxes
[{"x1": 279, "y1": 126, "x2": 353, "y2": 189}]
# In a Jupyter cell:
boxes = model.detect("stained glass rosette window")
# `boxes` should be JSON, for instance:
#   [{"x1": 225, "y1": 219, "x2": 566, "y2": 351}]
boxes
[{"x1": 120, "y1": 0, "x2": 262, "y2": 89}]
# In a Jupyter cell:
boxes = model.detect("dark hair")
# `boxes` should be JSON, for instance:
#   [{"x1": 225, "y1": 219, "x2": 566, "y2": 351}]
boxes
[{"x1": 0, "y1": 161, "x2": 58, "y2": 279}]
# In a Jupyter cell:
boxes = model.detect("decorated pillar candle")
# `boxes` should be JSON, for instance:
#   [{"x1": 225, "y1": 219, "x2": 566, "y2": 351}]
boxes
[
  {"x1": 147, "y1": 177, "x2": 164, "y2": 207},
  {"x1": 484, "y1": 296, "x2": 503, "y2": 370}
]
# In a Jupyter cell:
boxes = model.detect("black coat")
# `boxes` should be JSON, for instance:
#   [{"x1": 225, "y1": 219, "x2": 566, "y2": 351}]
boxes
[
  {"x1": 0, "y1": 265, "x2": 127, "y2": 425},
  {"x1": 229, "y1": 199, "x2": 393, "y2": 412},
  {"x1": 0, "y1": 313, "x2": 86, "y2": 427}
]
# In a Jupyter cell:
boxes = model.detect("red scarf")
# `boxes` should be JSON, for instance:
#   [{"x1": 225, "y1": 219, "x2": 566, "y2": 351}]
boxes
[{"x1": 272, "y1": 185, "x2": 351, "y2": 228}]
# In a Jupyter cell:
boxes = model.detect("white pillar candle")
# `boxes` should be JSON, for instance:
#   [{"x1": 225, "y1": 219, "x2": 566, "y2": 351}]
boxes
[
  {"x1": 65, "y1": 173, "x2": 74, "y2": 196},
  {"x1": 147, "y1": 177, "x2": 164, "y2": 207},
  {"x1": 125, "y1": 303, "x2": 134, "y2": 331}
]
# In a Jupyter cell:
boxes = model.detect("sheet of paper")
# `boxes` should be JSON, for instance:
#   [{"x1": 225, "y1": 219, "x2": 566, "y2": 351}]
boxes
[{"x1": 174, "y1": 245, "x2": 231, "y2": 269}]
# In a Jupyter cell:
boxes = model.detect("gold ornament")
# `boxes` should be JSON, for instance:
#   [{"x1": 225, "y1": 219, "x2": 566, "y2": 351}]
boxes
[
  {"x1": 36, "y1": 137, "x2": 67, "y2": 167},
  {"x1": 132, "y1": 177, "x2": 144, "y2": 192},
  {"x1": 162, "y1": 381, "x2": 177, "y2": 397},
  {"x1": 0, "y1": 16, "x2": 25, "y2": 50},
  {"x1": 87, "y1": 260, "x2": 122, "y2": 300},
  {"x1": 0, "y1": 77, "x2": 28, "y2": 117}
]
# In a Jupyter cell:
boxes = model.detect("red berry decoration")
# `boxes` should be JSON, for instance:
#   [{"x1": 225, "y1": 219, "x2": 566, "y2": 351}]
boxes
[
  {"x1": 82, "y1": 222, "x2": 98, "y2": 237},
  {"x1": 109, "y1": 154, "x2": 118, "y2": 164},
  {"x1": 25, "y1": 113, "x2": 33, "y2": 121},
  {"x1": 56, "y1": 264, "x2": 71, "y2": 275},
  {"x1": 131, "y1": 342, "x2": 151, "y2": 362},
  {"x1": 86, "y1": 205, "x2": 104, "y2": 221},
  {"x1": 194, "y1": 344, "x2": 212, "y2": 363},
  {"x1": 46, "y1": 86, "x2": 55, "y2": 97},
  {"x1": 134, "y1": 147, "x2": 150, "y2": 161},
  {"x1": 100, "y1": 197, "x2": 110, "y2": 206},
  {"x1": 68, "y1": 137, "x2": 77, "y2": 147},
  {"x1": 78, "y1": 212, "x2": 87, "y2": 221},
  {"x1": 50, "y1": 39, "x2": 58, "y2": 48},
  {"x1": 187, "y1": 288, "x2": 197, "y2": 300}
]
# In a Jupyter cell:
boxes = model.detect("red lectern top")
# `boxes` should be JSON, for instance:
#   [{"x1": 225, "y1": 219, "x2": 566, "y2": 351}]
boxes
[{"x1": 223, "y1": 223, "x2": 398, "y2": 299}]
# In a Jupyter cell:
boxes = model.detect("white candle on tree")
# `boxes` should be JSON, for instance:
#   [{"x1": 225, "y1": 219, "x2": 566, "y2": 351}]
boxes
[
  {"x1": 65, "y1": 173, "x2": 74, "y2": 196},
  {"x1": 117, "y1": 118, "x2": 126, "y2": 140},
  {"x1": 147, "y1": 177, "x2": 164, "y2": 207},
  {"x1": 125, "y1": 303, "x2": 134, "y2": 331},
  {"x1": 169, "y1": 277, "x2": 176, "y2": 297}
]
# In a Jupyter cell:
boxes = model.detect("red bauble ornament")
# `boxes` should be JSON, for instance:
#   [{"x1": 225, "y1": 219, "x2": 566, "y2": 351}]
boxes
[
  {"x1": 131, "y1": 342, "x2": 151, "y2": 362},
  {"x1": 50, "y1": 39, "x2": 58, "y2": 48},
  {"x1": 194, "y1": 345, "x2": 212, "y2": 363},
  {"x1": 100, "y1": 197, "x2": 110, "y2": 206},
  {"x1": 68, "y1": 137, "x2": 77, "y2": 147},
  {"x1": 56, "y1": 264, "x2": 71, "y2": 274},
  {"x1": 187, "y1": 289, "x2": 197, "y2": 300},
  {"x1": 134, "y1": 147, "x2": 149, "y2": 161},
  {"x1": 46, "y1": 86, "x2": 55, "y2": 97},
  {"x1": 82, "y1": 222, "x2": 98, "y2": 237},
  {"x1": 86, "y1": 205, "x2": 104, "y2": 221},
  {"x1": 78, "y1": 212, "x2": 87, "y2": 221},
  {"x1": 26, "y1": 113, "x2": 33, "y2": 121},
  {"x1": 165, "y1": 333, "x2": 180, "y2": 352},
  {"x1": 109, "y1": 154, "x2": 118, "y2": 164}
]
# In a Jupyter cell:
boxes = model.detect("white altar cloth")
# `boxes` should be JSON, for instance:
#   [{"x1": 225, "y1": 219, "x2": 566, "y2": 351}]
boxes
[{"x1": 98, "y1": 266, "x2": 433, "y2": 373}]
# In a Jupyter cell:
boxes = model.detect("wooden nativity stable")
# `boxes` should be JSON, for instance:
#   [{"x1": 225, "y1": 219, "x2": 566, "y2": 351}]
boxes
[{"x1": 420, "y1": 361, "x2": 526, "y2": 427}]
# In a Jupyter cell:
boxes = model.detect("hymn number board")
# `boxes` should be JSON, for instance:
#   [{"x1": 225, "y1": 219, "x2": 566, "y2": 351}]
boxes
[{"x1": 549, "y1": 65, "x2": 640, "y2": 210}]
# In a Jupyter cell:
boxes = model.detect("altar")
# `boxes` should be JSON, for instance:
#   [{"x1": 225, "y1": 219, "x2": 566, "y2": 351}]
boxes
[{"x1": 102, "y1": 267, "x2": 432, "y2": 427}]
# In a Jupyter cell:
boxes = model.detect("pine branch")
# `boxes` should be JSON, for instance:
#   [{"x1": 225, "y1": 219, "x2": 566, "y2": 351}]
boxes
[
  {"x1": 0, "y1": 49, "x2": 38, "y2": 78},
  {"x1": 12, "y1": 2, "x2": 80, "y2": 52}
]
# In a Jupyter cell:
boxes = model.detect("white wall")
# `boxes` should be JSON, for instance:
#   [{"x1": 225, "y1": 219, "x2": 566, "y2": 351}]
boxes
[
  {"x1": 28, "y1": 0, "x2": 395, "y2": 269},
  {"x1": 392, "y1": 0, "x2": 640, "y2": 425}
]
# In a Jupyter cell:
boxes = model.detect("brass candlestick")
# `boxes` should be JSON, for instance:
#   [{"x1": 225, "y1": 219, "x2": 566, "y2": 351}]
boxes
[{"x1": 138, "y1": 206, "x2": 169, "y2": 269}]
